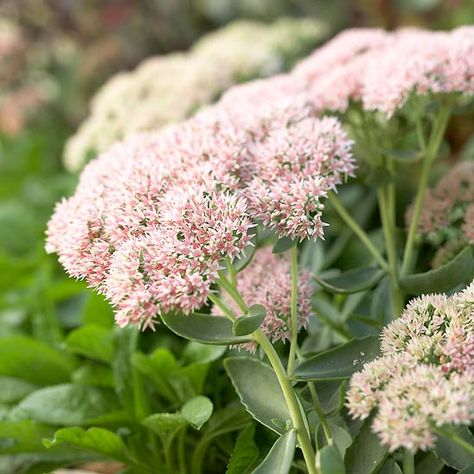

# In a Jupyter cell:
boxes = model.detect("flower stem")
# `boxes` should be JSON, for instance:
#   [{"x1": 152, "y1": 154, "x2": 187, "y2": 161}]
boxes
[
  {"x1": 401, "y1": 105, "x2": 451, "y2": 277},
  {"x1": 402, "y1": 450, "x2": 415, "y2": 474},
  {"x1": 308, "y1": 382, "x2": 332, "y2": 443},
  {"x1": 208, "y1": 293, "x2": 236, "y2": 321},
  {"x1": 377, "y1": 187, "x2": 404, "y2": 317},
  {"x1": 287, "y1": 245, "x2": 299, "y2": 376},
  {"x1": 254, "y1": 330, "x2": 318, "y2": 474},
  {"x1": 219, "y1": 276, "x2": 318, "y2": 474},
  {"x1": 329, "y1": 191, "x2": 389, "y2": 272}
]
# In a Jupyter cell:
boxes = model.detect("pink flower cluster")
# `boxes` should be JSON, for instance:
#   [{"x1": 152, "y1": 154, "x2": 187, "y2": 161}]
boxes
[
  {"x1": 347, "y1": 284, "x2": 474, "y2": 452},
  {"x1": 406, "y1": 160, "x2": 474, "y2": 267},
  {"x1": 294, "y1": 26, "x2": 474, "y2": 116},
  {"x1": 215, "y1": 247, "x2": 312, "y2": 352},
  {"x1": 47, "y1": 61, "x2": 354, "y2": 327}
]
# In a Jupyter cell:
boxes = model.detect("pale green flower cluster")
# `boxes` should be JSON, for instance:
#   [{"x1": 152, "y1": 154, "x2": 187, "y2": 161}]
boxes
[{"x1": 64, "y1": 18, "x2": 327, "y2": 172}]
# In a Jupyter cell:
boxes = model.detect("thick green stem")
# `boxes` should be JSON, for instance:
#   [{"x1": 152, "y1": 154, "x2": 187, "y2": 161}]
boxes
[
  {"x1": 377, "y1": 188, "x2": 404, "y2": 317},
  {"x1": 287, "y1": 245, "x2": 299, "y2": 376},
  {"x1": 329, "y1": 192, "x2": 389, "y2": 272},
  {"x1": 255, "y1": 331, "x2": 318, "y2": 474},
  {"x1": 401, "y1": 105, "x2": 451, "y2": 276},
  {"x1": 308, "y1": 382, "x2": 332, "y2": 443},
  {"x1": 226, "y1": 257, "x2": 237, "y2": 286},
  {"x1": 219, "y1": 275, "x2": 317, "y2": 474},
  {"x1": 402, "y1": 450, "x2": 415, "y2": 474}
]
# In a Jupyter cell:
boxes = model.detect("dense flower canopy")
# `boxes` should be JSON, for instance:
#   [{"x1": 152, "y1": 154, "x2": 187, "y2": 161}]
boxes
[
  {"x1": 47, "y1": 67, "x2": 354, "y2": 327},
  {"x1": 407, "y1": 160, "x2": 474, "y2": 267},
  {"x1": 347, "y1": 284, "x2": 474, "y2": 452}
]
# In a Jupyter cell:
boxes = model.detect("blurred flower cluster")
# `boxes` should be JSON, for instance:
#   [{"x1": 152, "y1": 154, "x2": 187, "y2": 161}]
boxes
[
  {"x1": 64, "y1": 18, "x2": 327, "y2": 171},
  {"x1": 347, "y1": 284, "x2": 474, "y2": 452},
  {"x1": 407, "y1": 160, "x2": 474, "y2": 268}
]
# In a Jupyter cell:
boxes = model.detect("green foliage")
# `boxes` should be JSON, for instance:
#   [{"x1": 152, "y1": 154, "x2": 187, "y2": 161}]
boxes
[
  {"x1": 294, "y1": 336, "x2": 381, "y2": 381},
  {"x1": 314, "y1": 267, "x2": 384, "y2": 294},
  {"x1": 252, "y1": 430, "x2": 296, "y2": 474},
  {"x1": 224, "y1": 357, "x2": 290, "y2": 435},
  {"x1": 226, "y1": 424, "x2": 259, "y2": 474}
]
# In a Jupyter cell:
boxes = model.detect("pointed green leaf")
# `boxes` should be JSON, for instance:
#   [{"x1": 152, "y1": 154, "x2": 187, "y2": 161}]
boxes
[
  {"x1": 181, "y1": 396, "x2": 213, "y2": 430},
  {"x1": 226, "y1": 424, "x2": 259, "y2": 474},
  {"x1": 161, "y1": 311, "x2": 254, "y2": 345},
  {"x1": 43, "y1": 427, "x2": 128, "y2": 462},
  {"x1": 317, "y1": 444, "x2": 345, "y2": 474},
  {"x1": 233, "y1": 306, "x2": 266, "y2": 336},
  {"x1": 434, "y1": 426, "x2": 474, "y2": 470},
  {"x1": 0, "y1": 335, "x2": 75, "y2": 385},
  {"x1": 314, "y1": 267, "x2": 384, "y2": 294},
  {"x1": 65, "y1": 324, "x2": 114, "y2": 363},
  {"x1": 379, "y1": 459, "x2": 402, "y2": 474},
  {"x1": 11, "y1": 384, "x2": 125, "y2": 426},
  {"x1": 344, "y1": 418, "x2": 387, "y2": 474},
  {"x1": 252, "y1": 430, "x2": 296, "y2": 474},
  {"x1": 272, "y1": 237, "x2": 295, "y2": 254},
  {"x1": 294, "y1": 336, "x2": 381, "y2": 381},
  {"x1": 224, "y1": 357, "x2": 290, "y2": 435},
  {"x1": 400, "y1": 246, "x2": 474, "y2": 295},
  {"x1": 0, "y1": 420, "x2": 51, "y2": 454}
]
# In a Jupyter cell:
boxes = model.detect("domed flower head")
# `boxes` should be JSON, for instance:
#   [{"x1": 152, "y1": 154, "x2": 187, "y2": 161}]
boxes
[
  {"x1": 347, "y1": 283, "x2": 474, "y2": 453},
  {"x1": 246, "y1": 116, "x2": 355, "y2": 240},
  {"x1": 215, "y1": 246, "x2": 312, "y2": 351}
]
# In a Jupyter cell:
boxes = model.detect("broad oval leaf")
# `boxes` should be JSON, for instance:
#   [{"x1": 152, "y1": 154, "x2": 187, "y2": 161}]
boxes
[
  {"x1": 181, "y1": 396, "x2": 213, "y2": 430},
  {"x1": 11, "y1": 384, "x2": 125, "y2": 426},
  {"x1": 272, "y1": 237, "x2": 295, "y2": 254},
  {"x1": 317, "y1": 444, "x2": 345, "y2": 474},
  {"x1": 294, "y1": 335, "x2": 381, "y2": 381},
  {"x1": 379, "y1": 459, "x2": 402, "y2": 474},
  {"x1": 0, "y1": 335, "x2": 75, "y2": 385},
  {"x1": 233, "y1": 310, "x2": 266, "y2": 337},
  {"x1": 344, "y1": 418, "x2": 387, "y2": 474},
  {"x1": 142, "y1": 413, "x2": 187, "y2": 451},
  {"x1": 314, "y1": 267, "x2": 384, "y2": 294},
  {"x1": 43, "y1": 427, "x2": 128, "y2": 462},
  {"x1": 224, "y1": 357, "x2": 290, "y2": 434},
  {"x1": 65, "y1": 324, "x2": 114, "y2": 363},
  {"x1": 161, "y1": 312, "x2": 254, "y2": 345},
  {"x1": 252, "y1": 430, "x2": 296, "y2": 474},
  {"x1": 400, "y1": 246, "x2": 474, "y2": 295},
  {"x1": 434, "y1": 426, "x2": 474, "y2": 470}
]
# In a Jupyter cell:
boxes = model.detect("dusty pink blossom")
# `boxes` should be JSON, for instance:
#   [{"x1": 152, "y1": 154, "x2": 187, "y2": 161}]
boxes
[
  {"x1": 215, "y1": 246, "x2": 312, "y2": 351},
  {"x1": 245, "y1": 117, "x2": 354, "y2": 240},
  {"x1": 406, "y1": 160, "x2": 474, "y2": 265},
  {"x1": 347, "y1": 284, "x2": 474, "y2": 452}
]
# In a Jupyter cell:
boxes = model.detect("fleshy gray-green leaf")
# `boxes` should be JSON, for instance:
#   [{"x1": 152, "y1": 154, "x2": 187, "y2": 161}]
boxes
[
  {"x1": 161, "y1": 312, "x2": 254, "y2": 345},
  {"x1": 294, "y1": 335, "x2": 381, "y2": 381},
  {"x1": 226, "y1": 424, "x2": 259, "y2": 474},
  {"x1": 459, "y1": 464, "x2": 474, "y2": 474},
  {"x1": 181, "y1": 342, "x2": 226, "y2": 365},
  {"x1": 65, "y1": 324, "x2": 114, "y2": 363},
  {"x1": 11, "y1": 384, "x2": 125, "y2": 426},
  {"x1": 400, "y1": 246, "x2": 474, "y2": 295},
  {"x1": 344, "y1": 418, "x2": 387, "y2": 474},
  {"x1": 314, "y1": 267, "x2": 384, "y2": 294},
  {"x1": 251, "y1": 430, "x2": 296, "y2": 474},
  {"x1": 379, "y1": 458, "x2": 402, "y2": 474},
  {"x1": 0, "y1": 335, "x2": 75, "y2": 385},
  {"x1": 434, "y1": 426, "x2": 474, "y2": 470},
  {"x1": 317, "y1": 444, "x2": 345, "y2": 474},
  {"x1": 224, "y1": 357, "x2": 290, "y2": 434},
  {"x1": 43, "y1": 427, "x2": 128, "y2": 462},
  {"x1": 181, "y1": 396, "x2": 213, "y2": 430},
  {"x1": 233, "y1": 306, "x2": 266, "y2": 336}
]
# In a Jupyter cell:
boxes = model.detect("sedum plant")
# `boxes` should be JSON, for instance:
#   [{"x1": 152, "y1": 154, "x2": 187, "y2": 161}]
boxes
[{"x1": 2, "y1": 25, "x2": 472, "y2": 474}]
